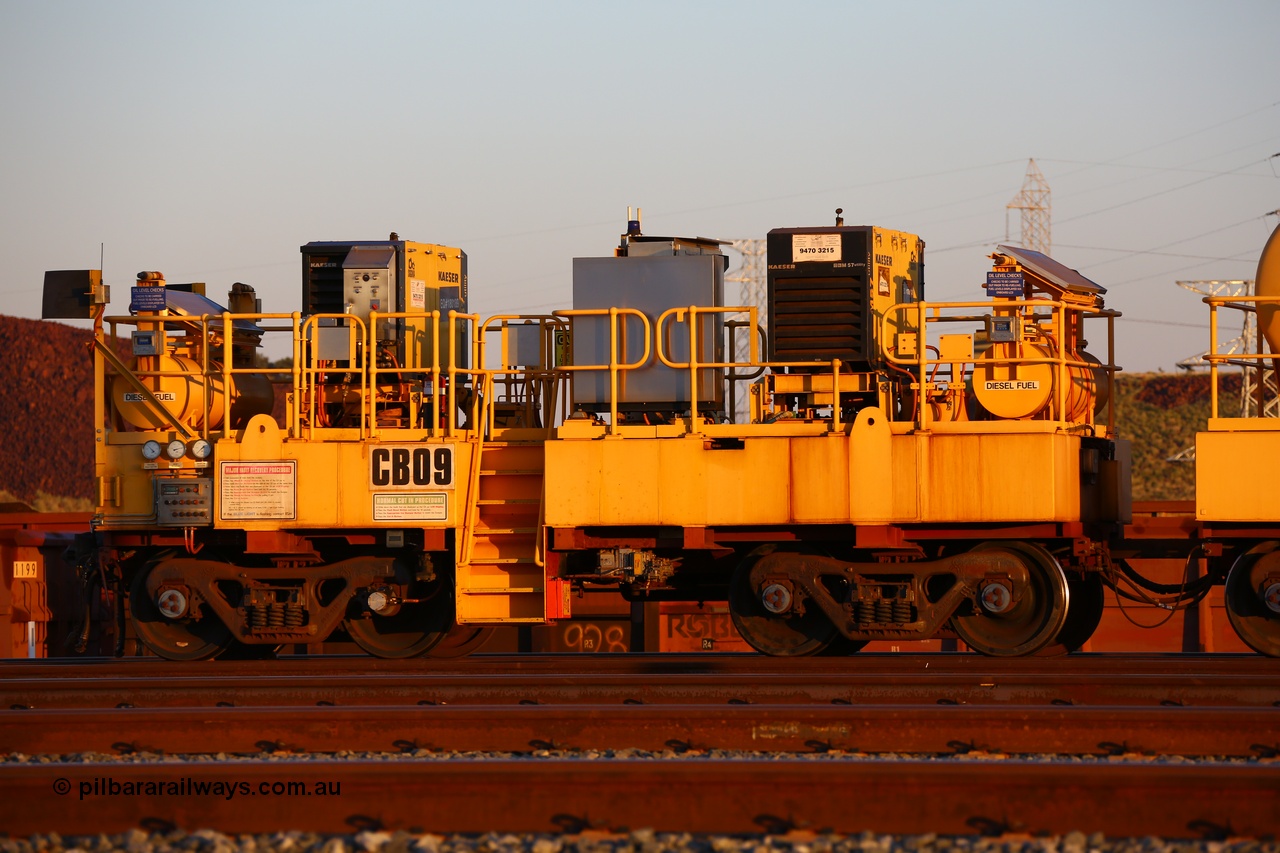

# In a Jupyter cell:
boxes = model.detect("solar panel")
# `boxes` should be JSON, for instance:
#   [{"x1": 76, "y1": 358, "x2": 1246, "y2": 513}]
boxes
[{"x1": 996, "y1": 244, "x2": 1105, "y2": 296}]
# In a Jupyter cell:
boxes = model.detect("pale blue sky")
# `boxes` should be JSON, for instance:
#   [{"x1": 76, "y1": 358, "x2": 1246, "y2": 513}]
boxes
[{"x1": 2, "y1": 0, "x2": 1277, "y2": 371}]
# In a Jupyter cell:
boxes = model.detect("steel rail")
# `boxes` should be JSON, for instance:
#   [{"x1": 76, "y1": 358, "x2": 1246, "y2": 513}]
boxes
[
  {"x1": 4, "y1": 666, "x2": 1277, "y2": 709},
  {"x1": 3, "y1": 652, "x2": 1272, "y2": 678},
  {"x1": 2, "y1": 759, "x2": 1277, "y2": 837},
  {"x1": 3, "y1": 703, "x2": 1279, "y2": 758}
]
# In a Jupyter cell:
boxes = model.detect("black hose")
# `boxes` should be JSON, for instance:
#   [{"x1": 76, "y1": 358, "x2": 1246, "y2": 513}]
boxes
[
  {"x1": 73, "y1": 601, "x2": 92, "y2": 654},
  {"x1": 1117, "y1": 557, "x2": 1216, "y2": 596}
]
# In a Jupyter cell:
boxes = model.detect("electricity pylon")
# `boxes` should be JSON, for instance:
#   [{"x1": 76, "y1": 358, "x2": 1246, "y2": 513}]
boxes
[
  {"x1": 1006, "y1": 159, "x2": 1052, "y2": 255},
  {"x1": 726, "y1": 238, "x2": 766, "y2": 422}
]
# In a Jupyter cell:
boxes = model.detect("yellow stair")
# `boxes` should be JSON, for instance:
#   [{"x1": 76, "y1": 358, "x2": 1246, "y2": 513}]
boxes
[{"x1": 456, "y1": 441, "x2": 548, "y2": 623}]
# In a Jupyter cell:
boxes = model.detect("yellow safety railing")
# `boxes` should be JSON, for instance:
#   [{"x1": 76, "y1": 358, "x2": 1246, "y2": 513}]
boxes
[
  {"x1": 724, "y1": 317, "x2": 769, "y2": 422},
  {"x1": 447, "y1": 311, "x2": 489, "y2": 436},
  {"x1": 459, "y1": 371, "x2": 496, "y2": 568},
  {"x1": 550, "y1": 308, "x2": 652, "y2": 434},
  {"x1": 98, "y1": 308, "x2": 479, "y2": 444},
  {"x1": 475, "y1": 315, "x2": 572, "y2": 436},
  {"x1": 1202, "y1": 294, "x2": 1280, "y2": 419},
  {"x1": 879, "y1": 298, "x2": 1121, "y2": 432},
  {"x1": 654, "y1": 305, "x2": 753, "y2": 426},
  {"x1": 102, "y1": 311, "x2": 300, "y2": 442},
  {"x1": 363, "y1": 310, "x2": 444, "y2": 438},
  {"x1": 297, "y1": 314, "x2": 371, "y2": 438},
  {"x1": 655, "y1": 305, "x2": 868, "y2": 433}
]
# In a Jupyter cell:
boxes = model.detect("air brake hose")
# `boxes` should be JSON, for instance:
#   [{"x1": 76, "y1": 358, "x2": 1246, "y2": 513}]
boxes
[{"x1": 1116, "y1": 557, "x2": 1216, "y2": 596}]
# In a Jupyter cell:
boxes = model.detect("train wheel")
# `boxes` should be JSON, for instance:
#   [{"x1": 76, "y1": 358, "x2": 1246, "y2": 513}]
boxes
[
  {"x1": 728, "y1": 550, "x2": 836, "y2": 657},
  {"x1": 130, "y1": 566, "x2": 233, "y2": 662},
  {"x1": 1224, "y1": 551, "x2": 1280, "y2": 657},
  {"x1": 344, "y1": 579, "x2": 453, "y2": 659},
  {"x1": 427, "y1": 625, "x2": 495, "y2": 658},
  {"x1": 1037, "y1": 573, "x2": 1106, "y2": 656},
  {"x1": 950, "y1": 542, "x2": 1070, "y2": 657}
]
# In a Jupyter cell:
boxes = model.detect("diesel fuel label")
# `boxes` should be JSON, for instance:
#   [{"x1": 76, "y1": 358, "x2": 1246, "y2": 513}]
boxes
[
  {"x1": 123, "y1": 392, "x2": 176, "y2": 402},
  {"x1": 792, "y1": 233, "x2": 842, "y2": 262},
  {"x1": 984, "y1": 380, "x2": 1041, "y2": 391},
  {"x1": 220, "y1": 461, "x2": 297, "y2": 520}
]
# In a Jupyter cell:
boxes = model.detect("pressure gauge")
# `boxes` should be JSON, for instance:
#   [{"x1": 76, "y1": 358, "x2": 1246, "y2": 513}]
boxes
[
  {"x1": 188, "y1": 439, "x2": 212, "y2": 460},
  {"x1": 165, "y1": 439, "x2": 187, "y2": 460},
  {"x1": 141, "y1": 440, "x2": 162, "y2": 460}
]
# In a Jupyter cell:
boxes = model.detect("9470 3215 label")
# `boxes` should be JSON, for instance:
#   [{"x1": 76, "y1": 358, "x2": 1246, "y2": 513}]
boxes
[{"x1": 792, "y1": 233, "x2": 842, "y2": 262}]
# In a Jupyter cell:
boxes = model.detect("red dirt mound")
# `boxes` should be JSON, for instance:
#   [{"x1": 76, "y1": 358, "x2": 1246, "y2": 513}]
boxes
[{"x1": 0, "y1": 316, "x2": 98, "y2": 502}]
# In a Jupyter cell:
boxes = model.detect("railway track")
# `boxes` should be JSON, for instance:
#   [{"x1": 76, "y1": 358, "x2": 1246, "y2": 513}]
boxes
[
  {"x1": 2, "y1": 654, "x2": 1278, "y2": 838},
  {"x1": 5, "y1": 701, "x2": 1280, "y2": 756},
  {"x1": 3, "y1": 653, "x2": 1278, "y2": 708}
]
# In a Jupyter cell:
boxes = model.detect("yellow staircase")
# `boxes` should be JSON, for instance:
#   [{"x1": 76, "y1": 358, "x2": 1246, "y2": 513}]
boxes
[{"x1": 456, "y1": 441, "x2": 549, "y2": 622}]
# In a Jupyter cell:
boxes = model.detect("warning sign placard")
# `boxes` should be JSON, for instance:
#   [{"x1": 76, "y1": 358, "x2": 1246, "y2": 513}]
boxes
[
  {"x1": 220, "y1": 461, "x2": 296, "y2": 520},
  {"x1": 373, "y1": 493, "x2": 448, "y2": 521},
  {"x1": 986, "y1": 271, "x2": 1025, "y2": 297}
]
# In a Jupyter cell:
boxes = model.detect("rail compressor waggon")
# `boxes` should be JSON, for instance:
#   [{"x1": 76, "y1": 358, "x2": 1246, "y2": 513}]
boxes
[
  {"x1": 1186, "y1": 220, "x2": 1280, "y2": 656},
  {"x1": 42, "y1": 213, "x2": 1133, "y2": 659}
]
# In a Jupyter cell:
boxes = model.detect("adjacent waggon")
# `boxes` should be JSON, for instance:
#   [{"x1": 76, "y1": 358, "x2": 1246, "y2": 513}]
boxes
[{"x1": 37, "y1": 212, "x2": 1280, "y2": 659}]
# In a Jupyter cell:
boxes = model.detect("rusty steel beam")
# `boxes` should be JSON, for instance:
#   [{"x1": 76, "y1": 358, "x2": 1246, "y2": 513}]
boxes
[
  {"x1": 1, "y1": 759, "x2": 1277, "y2": 837},
  {"x1": 4, "y1": 704, "x2": 1278, "y2": 758}
]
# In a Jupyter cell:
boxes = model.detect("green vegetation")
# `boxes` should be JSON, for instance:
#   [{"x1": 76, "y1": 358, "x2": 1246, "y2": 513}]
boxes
[{"x1": 1113, "y1": 371, "x2": 1241, "y2": 502}]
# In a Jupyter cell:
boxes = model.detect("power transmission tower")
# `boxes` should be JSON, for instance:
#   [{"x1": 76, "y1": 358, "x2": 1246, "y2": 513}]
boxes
[
  {"x1": 1006, "y1": 159, "x2": 1052, "y2": 255},
  {"x1": 726, "y1": 238, "x2": 767, "y2": 422}
]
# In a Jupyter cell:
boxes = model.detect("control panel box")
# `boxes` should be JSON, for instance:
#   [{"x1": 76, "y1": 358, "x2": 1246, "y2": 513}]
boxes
[
  {"x1": 342, "y1": 245, "x2": 398, "y2": 339},
  {"x1": 155, "y1": 478, "x2": 213, "y2": 526}
]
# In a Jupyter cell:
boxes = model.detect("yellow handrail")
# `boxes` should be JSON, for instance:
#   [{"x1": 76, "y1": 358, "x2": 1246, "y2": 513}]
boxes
[
  {"x1": 1200, "y1": 294, "x2": 1280, "y2": 419},
  {"x1": 550, "y1": 308, "x2": 652, "y2": 433},
  {"x1": 459, "y1": 371, "x2": 495, "y2": 568},
  {"x1": 879, "y1": 297, "x2": 1122, "y2": 430},
  {"x1": 299, "y1": 314, "x2": 371, "y2": 439}
]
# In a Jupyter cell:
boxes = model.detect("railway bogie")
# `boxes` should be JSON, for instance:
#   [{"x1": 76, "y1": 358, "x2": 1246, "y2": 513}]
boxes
[{"x1": 32, "y1": 215, "x2": 1280, "y2": 659}]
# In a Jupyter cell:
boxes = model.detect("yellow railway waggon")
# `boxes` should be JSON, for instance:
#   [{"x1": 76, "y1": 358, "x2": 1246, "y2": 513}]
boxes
[
  {"x1": 1187, "y1": 220, "x2": 1280, "y2": 657},
  {"x1": 44, "y1": 213, "x2": 1141, "y2": 660}
]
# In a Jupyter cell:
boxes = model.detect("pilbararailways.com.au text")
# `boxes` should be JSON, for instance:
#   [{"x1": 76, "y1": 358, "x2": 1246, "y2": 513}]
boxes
[{"x1": 53, "y1": 777, "x2": 342, "y2": 801}]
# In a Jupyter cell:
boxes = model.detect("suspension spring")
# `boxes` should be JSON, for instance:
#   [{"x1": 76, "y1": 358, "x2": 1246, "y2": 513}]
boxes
[
  {"x1": 875, "y1": 598, "x2": 894, "y2": 623},
  {"x1": 893, "y1": 597, "x2": 913, "y2": 623},
  {"x1": 856, "y1": 599, "x2": 875, "y2": 624}
]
